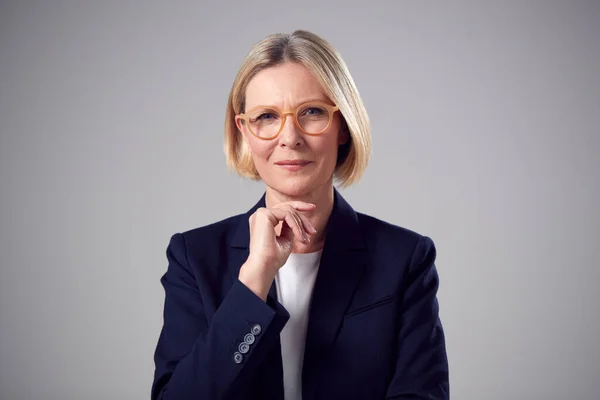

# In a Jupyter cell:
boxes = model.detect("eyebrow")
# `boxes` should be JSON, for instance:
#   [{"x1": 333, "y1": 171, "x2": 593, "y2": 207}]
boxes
[{"x1": 245, "y1": 98, "x2": 332, "y2": 111}]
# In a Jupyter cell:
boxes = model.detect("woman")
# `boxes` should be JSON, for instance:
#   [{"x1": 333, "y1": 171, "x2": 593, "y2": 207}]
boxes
[{"x1": 151, "y1": 30, "x2": 449, "y2": 400}]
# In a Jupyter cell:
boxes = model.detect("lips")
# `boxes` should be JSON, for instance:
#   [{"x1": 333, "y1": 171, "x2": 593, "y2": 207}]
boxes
[
  {"x1": 275, "y1": 160, "x2": 312, "y2": 172},
  {"x1": 275, "y1": 160, "x2": 312, "y2": 166}
]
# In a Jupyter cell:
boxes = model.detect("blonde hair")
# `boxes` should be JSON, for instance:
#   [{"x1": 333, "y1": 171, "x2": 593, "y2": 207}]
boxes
[{"x1": 224, "y1": 30, "x2": 371, "y2": 187}]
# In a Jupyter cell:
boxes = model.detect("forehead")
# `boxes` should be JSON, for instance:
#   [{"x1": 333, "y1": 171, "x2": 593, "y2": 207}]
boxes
[{"x1": 244, "y1": 62, "x2": 329, "y2": 109}]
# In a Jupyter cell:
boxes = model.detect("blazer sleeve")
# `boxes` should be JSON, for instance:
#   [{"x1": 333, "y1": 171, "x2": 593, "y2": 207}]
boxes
[
  {"x1": 151, "y1": 233, "x2": 290, "y2": 400},
  {"x1": 385, "y1": 235, "x2": 450, "y2": 399}
]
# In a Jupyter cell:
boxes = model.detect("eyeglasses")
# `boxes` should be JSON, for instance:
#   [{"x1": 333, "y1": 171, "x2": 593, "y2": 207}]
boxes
[{"x1": 236, "y1": 101, "x2": 340, "y2": 140}]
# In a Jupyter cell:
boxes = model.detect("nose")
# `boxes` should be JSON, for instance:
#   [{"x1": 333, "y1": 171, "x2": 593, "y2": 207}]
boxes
[{"x1": 278, "y1": 114, "x2": 304, "y2": 148}]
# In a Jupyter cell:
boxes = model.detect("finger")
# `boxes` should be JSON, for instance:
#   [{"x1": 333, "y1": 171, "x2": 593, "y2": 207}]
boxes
[
  {"x1": 278, "y1": 219, "x2": 295, "y2": 243},
  {"x1": 284, "y1": 212, "x2": 308, "y2": 244},
  {"x1": 268, "y1": 207, "x2": 291, "y2": 224},
  {"x1": 256, "y1": 208, "x2": 280, "y2": 229},
  {"x1": 269, "y1": 206, "x2": 304, "y2": 228},
  {"x1": 289, "y1": 208, "x2": 314, "y2": 241},
  {"x1": 284, "y1": 201, "x2": 317, "y2": 211},
  {"x1": 298, "y1": 213, "x2": 317, "y2": 235},
  {"x1": 287, "y1": 209, "x2": 308, "y2": 237},
  {"x1": 269, "y1": 207, "x2": 309, "y2": 243},
  {"x1": 275, "y1": 204, "x2": 311, "y2": 233},
  {"x1": 269, "y1": 207, "x2": 305, "y2": 241}
]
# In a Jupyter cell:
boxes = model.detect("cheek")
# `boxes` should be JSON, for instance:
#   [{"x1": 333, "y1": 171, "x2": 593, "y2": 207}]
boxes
[
  {"x1": 318, "y1": 134, "x2": 343, "y2": 160},
  {"x1": 247, "y1": 139, "x2": 275, "y2": 162},
  {"x1": 308, "y1": 142, "x2": 339, "y2": 174}
]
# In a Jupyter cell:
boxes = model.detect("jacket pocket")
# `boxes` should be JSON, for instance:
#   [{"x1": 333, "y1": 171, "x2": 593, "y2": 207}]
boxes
[{"x1": 344, "y1": 295, "x2": 394, "y2": 318}]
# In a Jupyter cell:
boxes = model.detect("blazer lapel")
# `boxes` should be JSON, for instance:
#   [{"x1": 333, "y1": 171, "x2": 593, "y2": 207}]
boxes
[{"x1": 302, "y1": 189, "x2": 367, "y2": 400}]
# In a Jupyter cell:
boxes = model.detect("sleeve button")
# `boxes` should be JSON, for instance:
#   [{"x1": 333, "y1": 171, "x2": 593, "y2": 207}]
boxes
[
  {"x1": 251, "y1": 324, "x2": 262, "y2": 335},
  {"x1": 233, "y1": 352, "x2": 244, "y2": 364},
  {"x1": 244, "y1": 333, "x2": 255, "y2": 344},
  {"x1": 239, "y1": 342, "x2": 250, "y2": 354}
]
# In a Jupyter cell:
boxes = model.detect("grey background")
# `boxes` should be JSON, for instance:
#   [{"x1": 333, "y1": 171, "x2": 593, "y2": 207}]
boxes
[{"x1": 1, "y1": 1, "x2": 599, "y2": 399}]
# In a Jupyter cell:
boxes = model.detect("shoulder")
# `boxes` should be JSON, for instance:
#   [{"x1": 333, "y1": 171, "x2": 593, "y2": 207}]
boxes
[
  {"x1": 356, "y1": 211, "x2": 423, "y2": 241},
  {"x1": 181, "y1": 213, "x2": 243, "y2": 239},
  {"x1": 355, "y1": 211, "x2": 435, "y2": 260},
  {"x1": 169, "y1": 213, "x2": 246, "y2": 257}
]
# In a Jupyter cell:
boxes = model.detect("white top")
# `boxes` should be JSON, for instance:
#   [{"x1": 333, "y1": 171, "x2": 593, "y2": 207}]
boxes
[{"x1": 274, "y1": 249, "x2": 323, "y2": 400}]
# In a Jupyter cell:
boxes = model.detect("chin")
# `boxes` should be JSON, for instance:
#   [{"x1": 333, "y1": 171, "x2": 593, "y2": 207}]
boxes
[
  {"x1": 266, "y1": 176, "x2": 319, "y2": 198},
  {"x1": 259, "y1": 163, "x2": 335, "y2": 198}
]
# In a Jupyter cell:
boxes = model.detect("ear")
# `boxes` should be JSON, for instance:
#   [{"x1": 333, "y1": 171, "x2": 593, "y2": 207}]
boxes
[
  {"x1": 235, "y1": 116, "x2": 243, "y2": 134},
  {"x1": 235, "y1": 117, "x2": 250, "y2": 145}
]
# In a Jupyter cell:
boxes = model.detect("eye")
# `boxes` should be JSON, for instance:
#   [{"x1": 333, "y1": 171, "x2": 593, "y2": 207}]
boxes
[
  {"x1": 299, "y1": 106, "x2": 327, "y2": 117},
  {"x1": 250, "y1": 112, "x2": 277, "y2": 122},
  {"x1": 258, "y1": 112, "x2": 276, "y2": 120},
  {"x1": 305, "y1": 107, "x2": 324, "y2": 116}
]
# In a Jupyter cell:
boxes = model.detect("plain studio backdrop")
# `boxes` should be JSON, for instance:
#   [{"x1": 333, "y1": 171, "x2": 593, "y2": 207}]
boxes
[{"x1": 1, "y1": 1, "x2": 599, "y2": 399}]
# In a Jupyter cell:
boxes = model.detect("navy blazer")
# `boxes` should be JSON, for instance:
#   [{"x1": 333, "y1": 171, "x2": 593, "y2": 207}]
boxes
[{"x1": 152, "y1": 189, "x2": 449, "y2": 399}]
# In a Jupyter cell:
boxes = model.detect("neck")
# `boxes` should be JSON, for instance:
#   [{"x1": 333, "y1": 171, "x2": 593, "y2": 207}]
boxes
[{"x1": 265, "y1": 180, "x2": 334, "y2": 253}]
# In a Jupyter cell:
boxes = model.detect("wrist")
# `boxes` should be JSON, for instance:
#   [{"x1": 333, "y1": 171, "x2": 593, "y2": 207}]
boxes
[{"x1": 238, "y1": 260, "x2": 276, "y2": 302}]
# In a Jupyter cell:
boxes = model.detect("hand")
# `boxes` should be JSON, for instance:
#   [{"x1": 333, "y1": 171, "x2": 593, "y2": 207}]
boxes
[{"x1": 239, "y1": 201, "x2": 318, "y2": 300}]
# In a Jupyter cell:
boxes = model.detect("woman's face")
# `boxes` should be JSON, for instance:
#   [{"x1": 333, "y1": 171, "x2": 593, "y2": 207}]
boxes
[{"x1": 238, "y1": 62, "x2": 347, "y2": 198}]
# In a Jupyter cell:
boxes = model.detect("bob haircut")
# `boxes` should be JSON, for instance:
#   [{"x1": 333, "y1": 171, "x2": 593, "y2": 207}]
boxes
[{"x1": 224, "y1": 30, "x2": 371, "y2": 188}]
